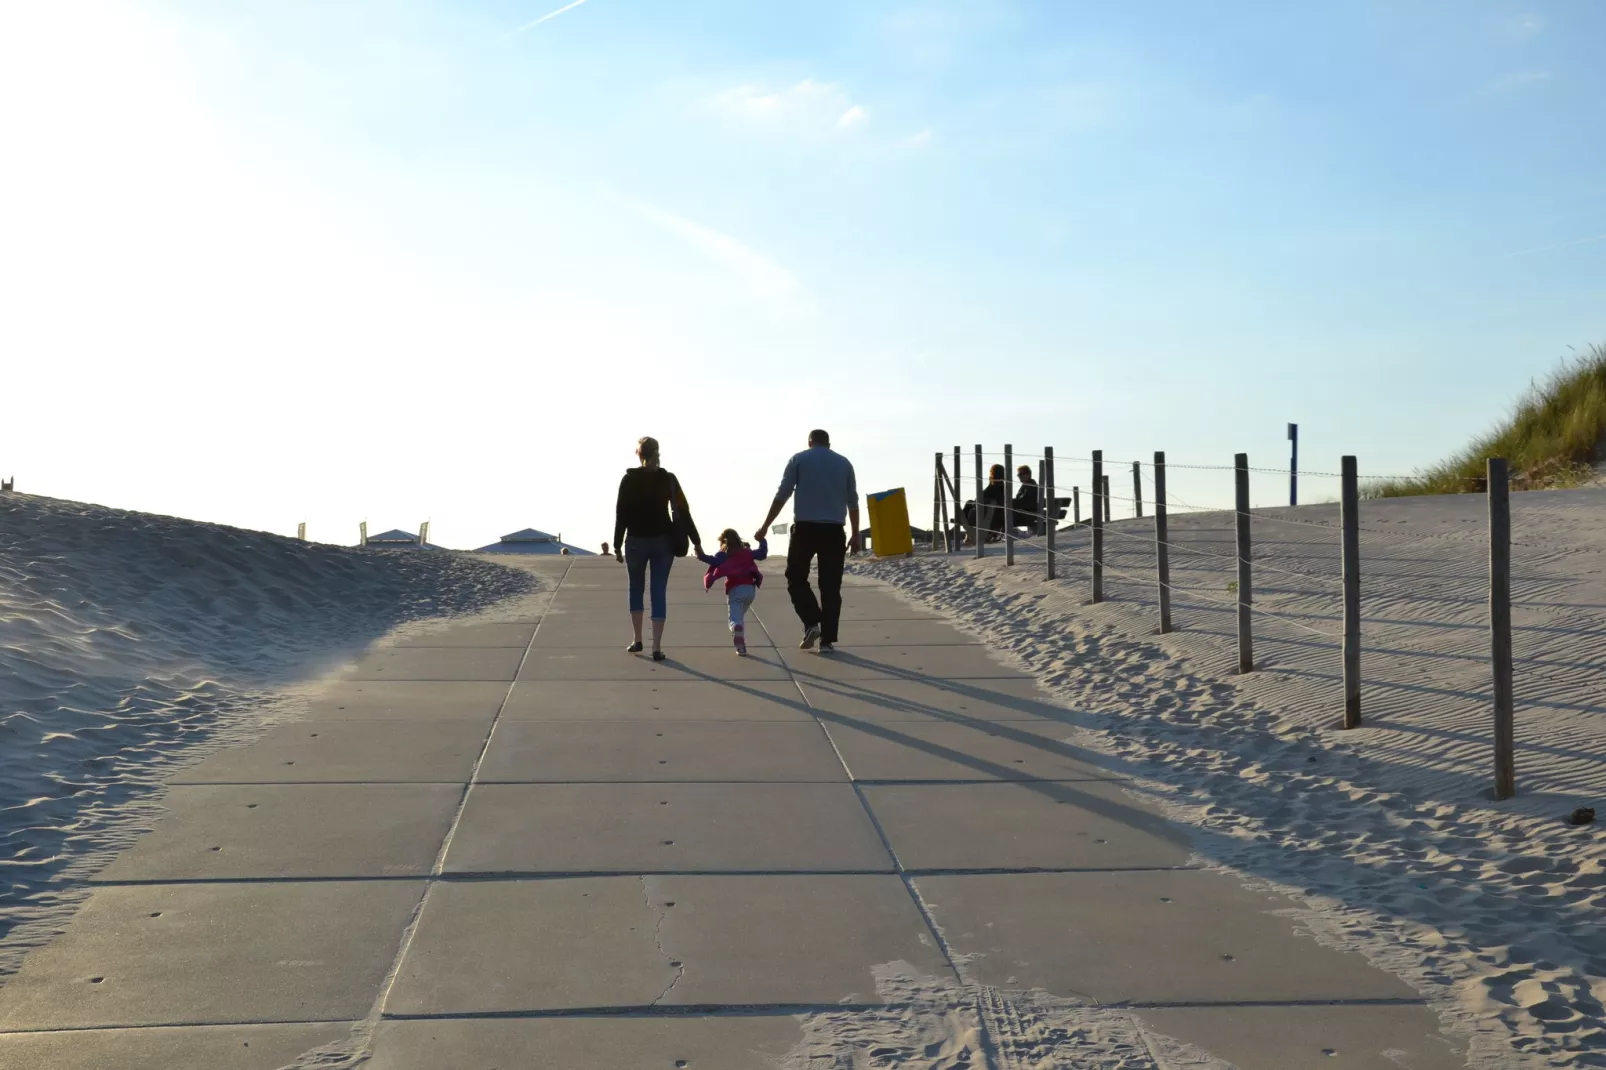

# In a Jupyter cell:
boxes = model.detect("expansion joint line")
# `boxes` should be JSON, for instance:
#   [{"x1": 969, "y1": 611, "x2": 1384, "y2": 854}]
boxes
[
  {"x1": 755, "y1": 604, "x2": 968, "y2": 989},
  {"x1": 338, "y1": 560, "x2": 575, "y2": 1062}
]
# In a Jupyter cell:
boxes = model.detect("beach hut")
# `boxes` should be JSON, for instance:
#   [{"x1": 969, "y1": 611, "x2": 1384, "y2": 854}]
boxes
[
  {"x1": 364, "y1": 528, "x2": 446, "y2": 550},
  {"x1": 475, "y1": 528, "x2": 595, "y2": 555}
]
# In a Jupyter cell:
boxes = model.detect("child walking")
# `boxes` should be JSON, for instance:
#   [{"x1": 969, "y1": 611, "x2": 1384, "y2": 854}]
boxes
[{"x1": 697, "y1": 529, "x2": 768, "y2": 655}]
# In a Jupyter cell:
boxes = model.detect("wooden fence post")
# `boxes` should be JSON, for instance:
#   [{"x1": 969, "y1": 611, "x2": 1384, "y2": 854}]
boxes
[
  {"x1": 1004, "y1": 444, "x2": 1015, "y2": 566},
  {"x1": 1488, "y1": 457, "x2": 1515, "y2": 799},
  {"x1": 944, "y1": 446, "x2": 957, "y2": 552},
  {"x1": 1102, "y1": 475, "x2": 1112, "y2": 523},
  {"x1": 1235, "y1": 453, "x2": 1253, "y2": 673},
  {"x1": 1045, "y1": 447, "x2": 1057, "y2": 581},
  {"x1": 1154, "y1": 451, "x2": 1172, "y2": 634},
  {"x1": 932, "y1": 453, "x2": 942, "y2": 552},
  {"x1": 1132, "y1": 461, "x2": 1143, "y2": 519},
  {"x1": 1341, "y1": 455, "x2": 1361, "y2": 728},
  {"x1": 1073, "y1": 486, "x2": 1081, "y2": 526},
  {"x1": 1091, "y1": 451, "x2": 1105, "y2": 603},
  {"x1": 974, "y1": 445, "x2": 985, "y2": 559}
]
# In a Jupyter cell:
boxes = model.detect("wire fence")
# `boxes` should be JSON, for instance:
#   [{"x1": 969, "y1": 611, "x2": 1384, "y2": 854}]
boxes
[{"x1": 898, "y1": 445, "x2": 1606, "y2": 803}]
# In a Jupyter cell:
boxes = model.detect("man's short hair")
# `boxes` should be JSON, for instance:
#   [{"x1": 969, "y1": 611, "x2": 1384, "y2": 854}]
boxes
[{"x1": 809, "y1": 429, "x2": 830, "y2": 446}]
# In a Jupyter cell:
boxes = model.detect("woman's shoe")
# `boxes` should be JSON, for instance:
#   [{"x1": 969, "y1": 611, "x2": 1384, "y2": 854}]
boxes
[
  {"x1": 651, "y1": 650, "x2": 667, "y2": 662},
  {"x1": 627, "y1": 641, "x2": 644, "y2": 653}
]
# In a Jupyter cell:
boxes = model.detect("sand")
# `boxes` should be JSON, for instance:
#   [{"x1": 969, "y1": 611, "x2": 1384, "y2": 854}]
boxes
[
  {"x1": 0, "y1": 493, "x2": 536, "y2": 975},
  {"x1": 855, "y1": 488, "x2": 1606, "y2": 1069}
]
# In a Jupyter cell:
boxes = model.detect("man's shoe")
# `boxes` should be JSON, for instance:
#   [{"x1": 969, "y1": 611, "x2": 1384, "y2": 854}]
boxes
[
  {"x1": 819, "y1": 641, "x2": 835, "y2": 653},
  {"x1": 799, "y1": 624, "x2": 821, "y2": 650}
]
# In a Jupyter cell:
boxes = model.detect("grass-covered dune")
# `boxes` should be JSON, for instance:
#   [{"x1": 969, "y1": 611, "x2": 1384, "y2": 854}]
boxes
[{"x1": 1370, "y1": 344, "x2": 1606, "y2": 497}]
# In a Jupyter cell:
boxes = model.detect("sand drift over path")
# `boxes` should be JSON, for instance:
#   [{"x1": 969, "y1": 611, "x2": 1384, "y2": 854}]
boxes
[
  {"x1": 856, "y1": 489, "x2": 1606, "y2": 1067},
  {"x1": 0, "y1": 494, "x2": 534, "y2": 969}
]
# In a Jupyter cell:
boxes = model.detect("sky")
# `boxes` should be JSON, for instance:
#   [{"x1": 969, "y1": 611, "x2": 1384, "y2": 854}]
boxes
[{"x1": 2, "y1": 0, "x2": 1603, "y2": 551}]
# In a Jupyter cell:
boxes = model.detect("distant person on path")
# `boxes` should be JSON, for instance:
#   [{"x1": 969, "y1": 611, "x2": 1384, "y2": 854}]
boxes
[
  {"x1": 698, "y1": 530, "x2": 769, "y2": 656},
  {"x1": 756, "y1": 429, "x2": 858, "y2": 652},
  {"x1": 601, "y1": 542, "x2": 610, "y2": 556},
  {"x1": 613, "y1": 436, "x2": 700, "y2": 661}
]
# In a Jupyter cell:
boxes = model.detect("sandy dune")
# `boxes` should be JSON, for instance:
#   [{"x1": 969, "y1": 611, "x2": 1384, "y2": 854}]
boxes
[
  {"x1": 0, "y1": 493, "x2": 534, "y2": 973},
  {"x1": 856, "y1": 488, "x2": 1606, "y2": 1069}
]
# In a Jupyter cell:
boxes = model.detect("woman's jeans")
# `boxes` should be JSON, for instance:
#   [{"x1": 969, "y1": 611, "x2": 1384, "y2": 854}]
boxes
[{"x1": 625, "y1": 535, "x2": 674, "y2": 620}]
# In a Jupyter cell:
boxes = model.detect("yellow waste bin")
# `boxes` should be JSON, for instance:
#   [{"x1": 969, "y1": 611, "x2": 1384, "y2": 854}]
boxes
[{"x1": 865, "y1": 488, "x2": 913, "y2": 557}]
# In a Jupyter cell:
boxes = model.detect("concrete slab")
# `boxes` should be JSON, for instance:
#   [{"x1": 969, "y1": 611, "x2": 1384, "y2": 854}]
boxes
[
  {"x1": 172, "y1": 721, "x2": 484, "y2": 784},
  {"x1": 93, "y1": 784, "x2": 460, "y2": 881},
  {"x1": 799, "y1": 677, "x2": 1075, "y2": 724},
  {"x1": 1136, "y1": 1004, "x2": 1465, "y2": 1070},
  {"x1": 783, "y1": 645, "x2": 1027, "y2": 682},
  {"x1": 303, "y1": 681, "x2": 511, "y2": 722},
  {"x1": 0, "y1": 1022, "x2": 355, "y2": 1070},
  {"x1": 819, "y1": 618, "x2": 979, "y2": 645},
  {"x1": 444, "y1": 783, "x2": 892, "y2": 873},
  {"x1": 366, "y1": 1017, "x2": 805, "y2": 1070},
  {"x1": 531, "y1": 618, "x2": 777, "y2": 649},
  {"x1": 822, "y1": 720, "x2": 1119, "y2": 782},
  {"x1": 518, "y1": 646, "x2": 791, "y2": 682},
  {"x1": 386, "y1": 622, "x2": 537, "y2": 648},
  {"x1": 387, "y1": 875, "x2": 950, "y2": 1014},
  {"x1": 501, "y1": 680, "x2": 813, "y2": 721},
  {"x1": 864, "y1": 782, "x2": 1189, "y2": 870},
  {"x1": 918, "y1": 872, "x2": 1421, "y2": 1004},
  {"x1": 384, "y1": 877, "x2": 672, "y2": 1014},
  {"x1": 477, "y1": 721, "x2": 846, "y2": 782},
  {"x1": 546, "y1": 592, "x2": 730, "y2": 613},
  {"x1": 650, "y1": 875, "x2": 953, "y2": 1006},
  {"x1": 346, "y1": 646, "x2": 524, "y2": 682},
  {"x1": 0, "y1": 882, "x2": 423, "y2": 1029}
]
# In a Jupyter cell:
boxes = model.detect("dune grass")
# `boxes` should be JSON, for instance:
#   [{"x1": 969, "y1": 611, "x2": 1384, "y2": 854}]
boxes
[{"x1": 1366, "y1": 344, "x2": 1606, "y2": 498}]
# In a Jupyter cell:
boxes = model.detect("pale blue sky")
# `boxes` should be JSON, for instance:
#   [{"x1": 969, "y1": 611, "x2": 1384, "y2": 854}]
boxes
[{"x1": 2, "y1": 1, "x2": 1601, "y2": 548}]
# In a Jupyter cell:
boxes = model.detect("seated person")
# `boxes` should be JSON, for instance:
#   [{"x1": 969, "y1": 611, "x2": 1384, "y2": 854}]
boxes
[
  {"x1": 960, "y1": 465, "x2": 1008, "y2": 543},
  {"x1": 1012, "y1": 465, "x2": 1041, "y2": 532}
]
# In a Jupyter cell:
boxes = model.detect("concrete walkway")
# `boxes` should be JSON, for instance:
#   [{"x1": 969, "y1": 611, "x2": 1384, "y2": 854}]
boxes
[{"x1": 0, "y1": 557, "x2": 1463, "y2": 1068}]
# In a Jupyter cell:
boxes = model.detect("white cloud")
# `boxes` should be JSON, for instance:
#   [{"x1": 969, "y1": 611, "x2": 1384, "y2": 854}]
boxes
[
  {"x1": 714, "y1": 79, "x2": 871, "y2": 137},
  {"x1": 898, "y1": 128, "x2": 933, "y2": 149},
  {"x1": 631, "y1": 202, "x2": 807, "y2": 309}
]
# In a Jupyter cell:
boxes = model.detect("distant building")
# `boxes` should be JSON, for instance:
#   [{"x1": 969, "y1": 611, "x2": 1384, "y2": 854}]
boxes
[
  {"x1": 364, "y1": 528, "x2": 445, "y2": 550},
  {"x1": 475, "y1": 528, "x2": 595, "y2": 555}
]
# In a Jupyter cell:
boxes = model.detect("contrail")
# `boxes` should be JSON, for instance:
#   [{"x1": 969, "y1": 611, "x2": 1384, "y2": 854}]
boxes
[
  {"x1": 511, "y1": 0, "x2": 591, "y2": 34},
  {"x1": 1511, "y1": 231, "x2": 1606, "y2": 257}
]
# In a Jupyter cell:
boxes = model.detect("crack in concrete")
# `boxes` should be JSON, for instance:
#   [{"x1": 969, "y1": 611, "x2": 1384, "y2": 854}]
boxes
[{"x1": 641, "y1": 875, "x2": 685, "y2": 1006}]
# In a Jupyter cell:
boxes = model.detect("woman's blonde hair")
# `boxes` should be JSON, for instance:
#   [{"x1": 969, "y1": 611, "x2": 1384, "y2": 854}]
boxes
[{"x1": 636, "y1": 436, "x2": 660, "y2": 465}]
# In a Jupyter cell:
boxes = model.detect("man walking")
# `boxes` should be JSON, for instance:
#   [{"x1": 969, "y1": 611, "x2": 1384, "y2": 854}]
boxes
[{"x1": 757, "y1": 429, "x2": 859, "y2": 652}]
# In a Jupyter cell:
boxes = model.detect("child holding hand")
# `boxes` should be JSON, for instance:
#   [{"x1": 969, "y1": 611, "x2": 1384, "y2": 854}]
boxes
[{"x1": 697, "y1": 529, "x2": 768, "y2": 655}]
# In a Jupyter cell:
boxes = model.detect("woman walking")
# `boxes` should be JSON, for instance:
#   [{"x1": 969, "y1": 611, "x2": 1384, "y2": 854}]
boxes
[{"x1": 613, "y1": 436, "x2": 699, "y2": 660}]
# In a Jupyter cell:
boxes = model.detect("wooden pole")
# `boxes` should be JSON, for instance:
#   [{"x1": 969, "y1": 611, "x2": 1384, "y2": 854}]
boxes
[
  {"x1": 1488, "y1": 457, "x2": 1515, "y2": 800},
  {"x1": 1091, "y1": 450, "x2": 1105, "y2": 603},
  {"x1": 937, "y1": 455, "x2": 953, "y2": 553},
  {"x1": 1045, "y1": 447, "x2": 1057, "y2": 581},
  {"x1": 932, "y1": 453, "x2": 942, "y2": 552},
  {"x1": 1235, "y1": 453, "x2": 1253, "y2": 673},
  {"x1": 1004, "y1": 444, "x2": 1015, "y2": 566},
  {"x1": 1288, "y1": 423, "x2": 1300, "y2": 507},
  {"x1": 974, "y1": 445, "x2": 985, "y2": 559},
  {"x1": 1073, "y1": 486, "x2": 1081, "y2": 526},
  {"x1": 1154, "y1": 451, "x2": 1172, "y2": 634},
  {"x1": 951, "y1": 448, "x2": 962, "y2": 553},
  {"x1": 1132, "y1": 461, "x2": 1143, "y2": 519},
  {"x1": 1037, "y1": 460, "x2": 1046, "y2": 536},
  {"x1": 1341, "y1": 455, "x2": 1361, "y2": 728}
]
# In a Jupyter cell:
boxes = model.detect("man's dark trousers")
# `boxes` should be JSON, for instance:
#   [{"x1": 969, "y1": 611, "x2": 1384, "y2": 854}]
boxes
[{"x1": 786, "y1": 521, "x2": 846, "y2": 644}]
